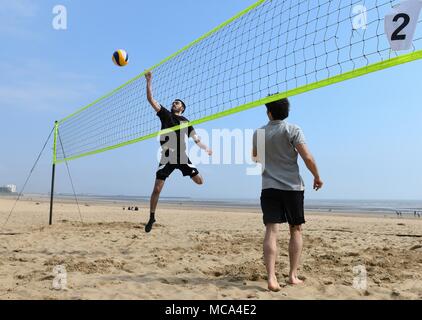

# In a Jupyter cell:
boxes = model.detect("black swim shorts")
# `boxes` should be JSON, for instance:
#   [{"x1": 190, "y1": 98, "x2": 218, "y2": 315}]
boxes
[{"x1": 260, "y1": 188, "x2": 305, "y2": 226}]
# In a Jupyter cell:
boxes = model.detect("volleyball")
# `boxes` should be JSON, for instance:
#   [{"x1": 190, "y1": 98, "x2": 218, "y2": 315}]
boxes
[{"x1": 112, "y1": 49, "x2": 129, "y2": 67}]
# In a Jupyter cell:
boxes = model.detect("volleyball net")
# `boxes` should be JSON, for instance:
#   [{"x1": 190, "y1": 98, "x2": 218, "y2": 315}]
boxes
[{"x1": 55, "y1": 0, "x2": 422, "y2": 164}]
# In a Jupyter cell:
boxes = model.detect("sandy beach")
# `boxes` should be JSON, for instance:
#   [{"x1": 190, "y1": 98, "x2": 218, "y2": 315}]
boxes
[{"x1": 0, "y1": 196, "x2": 421, "y2": 300}]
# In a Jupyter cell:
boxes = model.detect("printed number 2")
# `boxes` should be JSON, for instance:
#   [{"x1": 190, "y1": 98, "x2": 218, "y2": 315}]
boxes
[{"x1": 391, "y1": 13, "x2": 410, "y2": 40}]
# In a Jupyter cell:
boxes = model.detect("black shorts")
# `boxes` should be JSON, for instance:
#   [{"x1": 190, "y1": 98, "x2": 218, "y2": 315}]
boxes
[
  {"x1": 260, "y1": 189, "x2": 305, "y2": 226},
  {"x1": 156, "y1": 160, "x2": 199, "y2": 181}
]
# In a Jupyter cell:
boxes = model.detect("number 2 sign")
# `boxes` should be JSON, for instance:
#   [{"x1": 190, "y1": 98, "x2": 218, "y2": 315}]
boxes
[{"x1": 385, "y1": 0, "x2": 422, "y2": 51}]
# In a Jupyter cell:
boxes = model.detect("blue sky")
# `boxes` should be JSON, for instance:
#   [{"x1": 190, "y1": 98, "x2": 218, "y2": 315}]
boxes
[{"x1": 1, "y1": 0, "x2": 422, "y2": 201}]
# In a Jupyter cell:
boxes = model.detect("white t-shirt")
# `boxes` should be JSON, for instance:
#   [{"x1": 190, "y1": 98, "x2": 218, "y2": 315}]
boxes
[{"x1": 253, "y1": 120, "x2": 306, "y2": 191}]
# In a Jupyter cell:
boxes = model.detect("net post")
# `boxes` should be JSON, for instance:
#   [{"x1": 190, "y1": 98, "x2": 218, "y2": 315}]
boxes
[{"x1": 49, "y1": 121, "x2": 58, "y2": 226}]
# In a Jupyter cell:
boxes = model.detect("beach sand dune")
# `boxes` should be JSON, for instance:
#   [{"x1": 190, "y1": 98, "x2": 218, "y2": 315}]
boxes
[{"x1": 0, "y1": 198, "x2": 421, "y2": 300}]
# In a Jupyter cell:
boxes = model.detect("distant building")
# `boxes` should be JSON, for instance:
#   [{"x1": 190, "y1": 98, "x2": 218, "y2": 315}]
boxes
[{"x1": 0, "y1": 184, "x2": 17, "y2": 194}]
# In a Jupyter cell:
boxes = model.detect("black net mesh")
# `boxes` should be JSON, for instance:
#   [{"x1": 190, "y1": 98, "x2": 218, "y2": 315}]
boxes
[{"x1": 56, "y1": 0, "x2": 422, "y2": 162}]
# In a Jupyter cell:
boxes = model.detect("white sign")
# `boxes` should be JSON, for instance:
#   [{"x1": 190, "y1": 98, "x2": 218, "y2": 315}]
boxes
[{"x1": 385, "y1": 0, "x2": 422, "y2": 51}]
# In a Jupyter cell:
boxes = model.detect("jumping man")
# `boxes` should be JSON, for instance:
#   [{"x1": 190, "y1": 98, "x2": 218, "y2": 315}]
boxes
[{"x1": 144, "y1": 71, "x2": 212, "y2": 233}]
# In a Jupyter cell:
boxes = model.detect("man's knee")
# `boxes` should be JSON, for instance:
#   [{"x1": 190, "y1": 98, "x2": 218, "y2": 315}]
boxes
[
  {"x1": 153, "y1": 182, "x2": 165, "y2": 195},
  {"x1": 192, "y1": 174, "x2": 204, "y2": 185},
  {"x1": 265, "y1": 223, "x2": 279, "y2": 235},
  {"x1": 289, "y1": 224, "x2": 303, "y2": 234}
]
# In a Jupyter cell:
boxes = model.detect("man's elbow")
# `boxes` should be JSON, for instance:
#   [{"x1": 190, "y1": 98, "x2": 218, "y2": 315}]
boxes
[{"x1": 192, "y1": 136, "x2": 200, "y2": 144}]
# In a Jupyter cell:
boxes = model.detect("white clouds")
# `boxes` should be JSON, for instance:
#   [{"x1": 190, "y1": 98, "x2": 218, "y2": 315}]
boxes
[
  {"x1": 0, "y1": 0, "x2": 38, "y2": 18},
  {"x1": 0, "y1": 60, "x2": 99, "y2": 112},
  {"x1": 0, "y1": 84, "x2": 95, "y2": 111},
  {"x1": 0, "y1": 0, "x2": 39, "y2": 38}
]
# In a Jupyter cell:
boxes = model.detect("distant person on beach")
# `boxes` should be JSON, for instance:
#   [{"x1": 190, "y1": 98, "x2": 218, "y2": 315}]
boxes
[
  {"x1": 252, "y1": 98, "x2": 323, "y2": 292},
  {"x1": 144, "y1": 71, "x2": 212, "y2": 233}
]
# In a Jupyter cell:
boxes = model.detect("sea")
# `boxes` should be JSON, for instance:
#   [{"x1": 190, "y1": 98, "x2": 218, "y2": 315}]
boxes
[{"x1": 19, "y1": 193, "x2": 422, "y2": 216}]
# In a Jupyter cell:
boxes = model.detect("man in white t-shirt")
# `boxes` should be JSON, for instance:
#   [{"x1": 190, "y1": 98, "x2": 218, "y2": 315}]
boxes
[{"x1": 253, "y1": 98, "x2": 323, "y2": 292}]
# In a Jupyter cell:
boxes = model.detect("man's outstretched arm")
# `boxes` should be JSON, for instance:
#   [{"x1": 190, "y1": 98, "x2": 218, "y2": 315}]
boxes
[
  {"x1": 145, "y1": 71, "x2": 161, "y2": 113},
  {"x1": 190, "y1": 131, "x2": 213, "y2": 156},
  {"x1": 296, "y1": 143, "x2": 324, "y2": 191}
]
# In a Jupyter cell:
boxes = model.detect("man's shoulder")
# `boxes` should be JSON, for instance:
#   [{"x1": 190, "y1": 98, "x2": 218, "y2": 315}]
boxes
[
  {"x1": 157, "y1": 105, "x2": 170, "y2": 116},
  {"x1": 285, "y1": 122, "x2": 302, "y2": 132},
  {"x1": 285, "y1": 122, "x2": 306, "y2": 145},
  {"x1": 159, "y1": 104, "x2": 168, "y2": 112}
]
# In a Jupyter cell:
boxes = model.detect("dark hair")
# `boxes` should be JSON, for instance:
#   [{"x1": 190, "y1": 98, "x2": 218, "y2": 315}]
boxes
[
  {"x1": 265, "y1": 98, "x2": 290, "y2": 120},
  {"x1": 175, "y1": 99, "x2": 186, "y2": 113}
]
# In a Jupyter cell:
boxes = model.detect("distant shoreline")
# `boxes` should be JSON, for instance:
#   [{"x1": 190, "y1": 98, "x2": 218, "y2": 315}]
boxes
[{"x1": 4, "y1": 193, "x2": 421, "y2": 217}]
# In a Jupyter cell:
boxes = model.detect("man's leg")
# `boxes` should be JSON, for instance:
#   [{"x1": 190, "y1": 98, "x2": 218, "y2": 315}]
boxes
[
  {"x1": 146, "y1": 179, "x2": 165, "y2": 233},
  {"x1": 179, "y1": 161, "x2": 203, "y2": 185},
  {"x1": 150, "y1": 179, "x2": 165, "y2": 215},
  {"x1": 288, "y1": 224, "x2": 304, "y2": 285},
  {"x1": 264, "y1": 223, "x2": 281, "y2": 292}
]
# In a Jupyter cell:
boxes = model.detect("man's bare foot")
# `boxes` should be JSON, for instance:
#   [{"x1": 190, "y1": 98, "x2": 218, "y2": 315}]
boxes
[
  {"x1": 268, "y1": 275, "x2": 281, "y2": 292},
  {"x1": 287, "y1": 276, "x2": 304, "y2": 285},
  {"x1": 268, "y1": 284, "x2": 282, "y2": 292}
]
